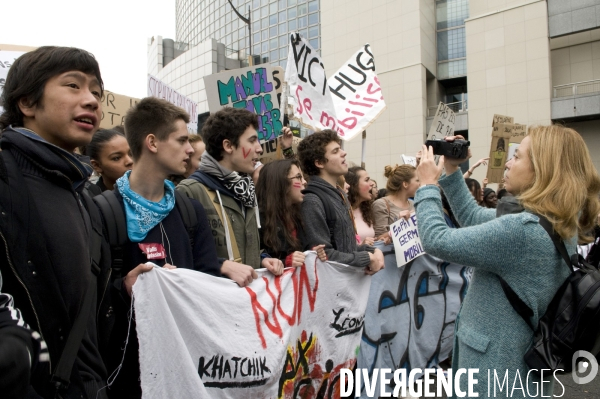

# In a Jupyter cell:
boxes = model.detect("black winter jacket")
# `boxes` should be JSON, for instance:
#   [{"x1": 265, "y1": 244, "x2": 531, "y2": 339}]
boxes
[
  {"x1": 0, "y1": 128, "x2": 112, "y2": 399},
  {"x1": 103, "y1": 189, "x2": 221, "y2": 398}
]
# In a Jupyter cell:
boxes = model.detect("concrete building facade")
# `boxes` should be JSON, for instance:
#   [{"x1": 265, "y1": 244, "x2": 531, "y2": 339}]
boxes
[{"x1": 149, "y1": 0, "x2": 600, "y2": 182}]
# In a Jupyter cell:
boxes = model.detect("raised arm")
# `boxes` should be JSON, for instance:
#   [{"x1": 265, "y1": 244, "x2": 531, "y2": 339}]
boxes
[{"x1": 415, "y1": 185, "x2": 537, "y2": 274}]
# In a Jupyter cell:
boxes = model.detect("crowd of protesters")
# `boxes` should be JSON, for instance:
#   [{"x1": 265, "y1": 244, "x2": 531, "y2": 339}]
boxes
[{"x1": 1, "y1": 46, "x2": 600, "y2": 399}]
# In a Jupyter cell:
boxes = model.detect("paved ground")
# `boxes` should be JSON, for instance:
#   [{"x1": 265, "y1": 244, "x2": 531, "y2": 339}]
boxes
[{"x1": 555, "y1": 373, "x2": 600, "y2": 399}]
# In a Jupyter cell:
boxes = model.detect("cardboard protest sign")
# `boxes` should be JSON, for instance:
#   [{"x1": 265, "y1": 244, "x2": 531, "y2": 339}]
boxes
[
  {"x1": 485, "y1": 117, "x2": 527, "y2": 183},
  {"x1": 390, "y1": 212, "x2": 425, "y2": 267},
  {"x1": 204, "y1": 65, "x2": 283, "y2": 143},
  {"x1": 427, "y1": 102, "x2": 456, "y2": 141},
  {"x1": 148, "y1": 74, "x2": 198, "y2": 132},
  {"x1": 285, "y1": 34, "x2": 337, "y2": 133},
  {"x1": 259, "y1": 136, "x2": 302, "y2": 164},
  {"x1": 486, "y1": 123, "x2": 513, "y2": 183},
  {"x1": 492, "y1": 114, "x2": 514, "y2": 126},
  {"x1": 99, "y1": 90, "x2": 140, "y2": 129},
  {"x1": 358, "y1": 242, "x2": 472, "y2": 397},
  {"x1": 0, "y1": 51, "x2": 26, "y2": 114},
  {"x1": 328, "y1": 44, "x2": 387, "y2": 141},
  {"x1": 134, "y1": 252, "x2": 370, "y2": 399}
]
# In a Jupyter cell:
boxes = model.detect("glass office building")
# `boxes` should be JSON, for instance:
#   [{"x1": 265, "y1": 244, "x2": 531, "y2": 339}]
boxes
[{"x1": 176, "y1": 0, "x2": 321, "y2": 67}]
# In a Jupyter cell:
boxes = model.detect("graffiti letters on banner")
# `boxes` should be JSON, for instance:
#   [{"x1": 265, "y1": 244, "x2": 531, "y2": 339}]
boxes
[
  {"x1": 203, "y1": 65, "x2": 284, "y2": 143},
  {"x1": 147, "y1": 74, "x2": 198, "y2": 132},
  {"x1": 328, "y1": 44, "x2": 386, "y2": 140},
  {"x1": 390, "y1": 212, "x2": 425, "y2": 267},
  {"x1": 357, "y1": 242, "x2": 472, "y2": 398},
  {"x1": 133, "y1": 252, "x2": 371, "y2": 399},
  {"x1": 0, "y1": 51, "x2": 26, "y2": 114}
]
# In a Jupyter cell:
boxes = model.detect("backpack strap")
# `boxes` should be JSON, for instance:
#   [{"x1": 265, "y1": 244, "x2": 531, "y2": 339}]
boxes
[
  {"x1": 198, "y1": 185, "x2": 242, "y2": 262},
  {"x1": 536, "y1": 215, "x2": 577, "y2": 271},
  {"x1": 93, "y1": 191, "x2": 127, "y2": 279},
  {"x1": 50, "y1": 275, "x2": 96, "y2": 393},
  {"x1": 302, "y1": 185, "x2": 337, "y2": 250},
  {"x1": 499, "y1": 214, "x2": 575, "y2": 330},
  {"x1": 174, "y1": 190, "x2": 198, "y2": 250},
  {"x1": 79, "y1": 193, "x2": 103, "y2": 277}
]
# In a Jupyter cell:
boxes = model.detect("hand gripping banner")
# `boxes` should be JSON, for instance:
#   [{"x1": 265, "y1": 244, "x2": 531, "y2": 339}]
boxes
[{"x1": 133, "y1": 252, "x2": 371, "y2": 398}]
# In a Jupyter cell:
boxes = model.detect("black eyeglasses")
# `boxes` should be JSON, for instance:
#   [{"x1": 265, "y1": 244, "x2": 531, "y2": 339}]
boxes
[{"x1": 288, "y1": 174, "x2": 303, "y2": 182}]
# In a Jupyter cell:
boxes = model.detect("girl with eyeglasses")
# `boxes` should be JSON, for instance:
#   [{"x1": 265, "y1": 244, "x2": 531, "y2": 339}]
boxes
[{"x1": 256, "y1": 159, "x2": 325, "y2": 267}]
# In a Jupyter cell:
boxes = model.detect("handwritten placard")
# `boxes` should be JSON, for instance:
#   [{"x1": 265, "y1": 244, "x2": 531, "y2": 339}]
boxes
[
  {"x1": 328, "y1": 44, "x2": 386, "y2": 140},
  {"x1": 485, "y1": 118, "x2": 527, "y2": 183},
  {"x1": 148, "y1": 74, "x2": 198, "y2": 133},
  {"x1": 285, "y1": 33, "x2": 337, "y2": 133},
  {"x1": 0, "y1": 51, "x2": 26, "y2": 115},
  {"x1": 401, "y1": 154, "x2": 417, "y2": 166},
  {"x1": 99, "y1": 90, "x2": 140, "y2": 129},
  {"x1": 492, "y1": 114, "x2": 514, "y2": 126},
  {"x1": 486, "y1": 123, "x2": 512, "y2": 183},
  {"x1": 427, "y1": 102, "x2": 456, "y2": 141},
  {"x1": 390, "y1": 212, "x2": 425, "y2": 267},
  {"x1": 204, "y1": 65, "x2": 283, "y2": 143}
]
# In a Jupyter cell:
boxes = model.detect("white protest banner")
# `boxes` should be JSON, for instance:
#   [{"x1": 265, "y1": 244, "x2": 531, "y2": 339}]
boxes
[
  {"x1": 426, "y1": 102, "x2": 456, "y2": 141},
  {"x1": 328, "y1": 44, "x2": 386, "y2": 141},
  {"x1": 357, "y1": 242, "x2": 472, "y2": 397},
  {"x1": 401, "y1": 154, "x2": 417, "y2": 167},
  {"x1": 0, "y1": 51, "x2": 26, "y2": 114},
  {"x1": 134, "y1": 252, "x2": 371, "y2": 399},
  {"x1": 148, "y1": 74, "x2": 198, "y2": 132},
  {"x1": 99, "y1": 90, "x2": 140, "y2": 129},
  {"x1": 203, "y1": 65, "x2": 284, "y2": 143},
  {"x1": 285, "y1": 33, "x2": 337, "y2": 133},
  {"x1": 390, "y1": 212, "x2": 425, "y2": 267}
]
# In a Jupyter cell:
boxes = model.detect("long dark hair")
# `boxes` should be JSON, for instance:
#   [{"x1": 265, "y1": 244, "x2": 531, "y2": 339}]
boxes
[
  {"x1": 256, "y1": 159, "x2": 302, "y2": 252},
  {"x1": 465, "y1": 178, "x2": 482, "y2": 203},
  {"x1": 345, "y1": 166, "x2": 374, "y2": 227}
]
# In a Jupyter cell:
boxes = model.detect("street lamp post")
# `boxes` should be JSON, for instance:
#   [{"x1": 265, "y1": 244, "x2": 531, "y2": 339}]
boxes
[{"x1": 227, "y1": 0, "x2": 252, "y2": 65}]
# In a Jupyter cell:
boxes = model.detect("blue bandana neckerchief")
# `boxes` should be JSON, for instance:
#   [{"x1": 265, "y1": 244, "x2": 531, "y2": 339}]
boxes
[{"x1": 116, "y1": 171, "x2": 176, "y2": 242}]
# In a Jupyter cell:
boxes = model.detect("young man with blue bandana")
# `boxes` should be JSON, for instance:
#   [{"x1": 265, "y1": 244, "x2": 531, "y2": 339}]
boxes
[{"x1": 103, "y1": 97, "x2": 222, "y2": 398}]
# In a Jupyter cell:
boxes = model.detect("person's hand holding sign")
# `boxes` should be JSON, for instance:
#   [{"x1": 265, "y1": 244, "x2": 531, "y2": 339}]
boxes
[{"x1": 280, "y1": 126, "x2": 294, "y2": 150}]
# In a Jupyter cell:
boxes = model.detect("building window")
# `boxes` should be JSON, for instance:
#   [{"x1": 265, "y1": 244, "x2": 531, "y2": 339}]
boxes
[{"x1": 436, "y1": 0, "x2": 469, "y2": 80}]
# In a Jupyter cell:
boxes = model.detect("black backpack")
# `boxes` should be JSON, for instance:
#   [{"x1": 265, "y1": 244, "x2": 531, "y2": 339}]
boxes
[
  {"x1": 500, "y1": 215, "x2": 600, "y2": 374},
  {"x1": 302, "y1": 185, "x2": 338, "y2": 250},
  {"x1": 93, "y1": 190, "x2": 198, "y2": 278}
]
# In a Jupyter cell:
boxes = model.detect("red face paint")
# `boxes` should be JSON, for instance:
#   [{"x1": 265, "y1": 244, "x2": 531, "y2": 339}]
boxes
[
  {"x1": 292, "y1": 182, "x2": 303, "y2": 188},
  {"x1": 242, "y1": 147, "x2": 251, "y2": 159}
]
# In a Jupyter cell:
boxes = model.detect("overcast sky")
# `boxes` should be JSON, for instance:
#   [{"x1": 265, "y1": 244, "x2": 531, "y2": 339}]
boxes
[{"x1": 3, "y1": 0, "x2": 176, "y2": 99}]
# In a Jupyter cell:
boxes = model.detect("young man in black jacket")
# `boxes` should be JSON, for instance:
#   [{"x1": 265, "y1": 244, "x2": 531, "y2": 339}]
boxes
[
  {"x1": 100, "y1": 97, "x2": 222, "y2": 398},
  {"x1": 0, "y1": 46, "x2": 111, "y2": 398}
]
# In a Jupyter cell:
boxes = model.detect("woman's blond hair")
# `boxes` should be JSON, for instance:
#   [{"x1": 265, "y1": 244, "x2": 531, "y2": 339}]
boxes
[
  {"x1": 384, "y1": 164, "x2": 416, "y2": 194},
  {"x1": 519, "y1": 125, "x2": 600, "y2": 242}
]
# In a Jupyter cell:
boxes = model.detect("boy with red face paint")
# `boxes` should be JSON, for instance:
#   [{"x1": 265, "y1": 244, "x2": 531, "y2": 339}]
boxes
[{"x1": 177, "y1": 107, "x2": 283, "y2": 282}]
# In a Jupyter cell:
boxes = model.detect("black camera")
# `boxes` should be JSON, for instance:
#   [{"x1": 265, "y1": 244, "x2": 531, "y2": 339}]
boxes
[{"x1": 425, "y1": 139, "x2": 470, "y2": 159}]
